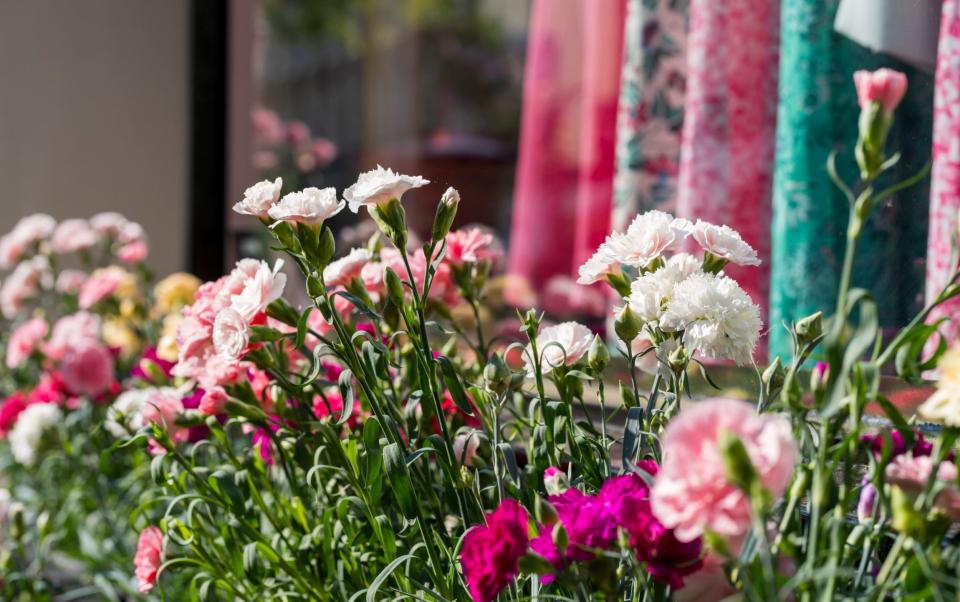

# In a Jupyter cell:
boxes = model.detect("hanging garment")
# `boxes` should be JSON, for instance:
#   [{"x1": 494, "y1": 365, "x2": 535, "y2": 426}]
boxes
[
  {"x1": 612, "y1": 0, "x2": 687, "y2": 230},
  {"x1": 675, "y1": 0, "x2": 779, "y2": 318},
  {"x1": 508, "y1": 0, "x2": 627, "y2": 289},
  {"x1": 926, "y1": 0, "x2": 960, "y2": 348},
  {"x1": 768, "y1": 0, "x2": 934, "y2": 362},
  {"x1": 834, "y1": 0, "x2": 941, "y2": 74}
]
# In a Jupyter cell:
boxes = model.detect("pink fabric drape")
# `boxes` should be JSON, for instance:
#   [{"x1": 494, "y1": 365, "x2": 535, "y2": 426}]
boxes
[
  {"x1": 675, "y1": 0, "x2": 779, "y2": 315},
  {"x1": 926, "y1": 0, "x2": 960, "y2": 348},
  {"x1": 508, "y1": 0, "x2": 626, "y2": 289}
]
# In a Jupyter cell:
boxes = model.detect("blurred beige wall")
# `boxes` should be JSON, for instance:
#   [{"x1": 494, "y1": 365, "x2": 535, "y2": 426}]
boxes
[{"x1": 0, "y1": 1, "x2": 190, "y2": 276}]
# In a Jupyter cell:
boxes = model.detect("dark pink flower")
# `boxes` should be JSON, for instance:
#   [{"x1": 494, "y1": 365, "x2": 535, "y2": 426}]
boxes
[
  {"x1": 134, "y1": 526, "x2": 163, "y2": 593},
  {"x1": 461, "y1": 499, "x2": 529, "y2": 602},
  {"x1": 0, "y1": 392, "x2": 30, "y2": 437}
]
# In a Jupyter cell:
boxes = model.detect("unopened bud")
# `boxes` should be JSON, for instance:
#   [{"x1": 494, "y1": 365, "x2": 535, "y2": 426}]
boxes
[
  {"x1": 719, "y1": 430, "x2": 758, "y2": 493},
  {"x1": 810, "y1": 361, "x2": 829, "y2": 396},
  {"x1": 891, "y1": 486, "x2": 924, "y2": 538},
  {"x1": 384, "y1": 267, "x2": 406, "y2": 308},
  {"x1": 614, "y1": 305, "x2": 643, "y2": 343},
  {"x1": 483, "y1": 354, "x2": 511, "y2": 395},
  {"x1": 762, "y1": 357, "x2": 785, "y2": 392},
  {"x1": 588, "y1": 335, "x2": 610, "y2": 373},
  {"x1": 431, "y1": 187, "x2": 460, "y2": 241},
  {"x1": 535, "y1": 496, "x2": 558, "y2": 526},
  {"x1": 667, "y1": 344, "x2": 690, "y2": 372},
  {"x1": 857, "y1": 481, "x2": 878, "y2": 523},
  {"x1": 619, "y1": 381, "x2": 637, "y2": 408},
  {"x1": 552, "y1": 522, "x2": 569, "y2": 556},
  {"x1": 795, "y1": 311, "x2": 823, "y2": 345},
  {"x1": 544, "y1": 466, "x2": 569, "y2": 496}
]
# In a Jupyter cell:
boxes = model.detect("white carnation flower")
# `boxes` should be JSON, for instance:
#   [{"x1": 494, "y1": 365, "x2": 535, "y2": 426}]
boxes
[
  {"x1": 9, "y1": 403, "x2": 62, "y2": 466},
  {"x1": 659, "y1": 272, "x2": 762, "y2": 365},
  {"x1": 343, "y1": 166, "x2": 429, "y2": 212},
  {"x1": 1, "y1": 256, "x2": 52, "y2": 318},
  {"x1": 524, "y1": 321, "x2": 594, "y2": 376},
  {"x1": 233, "y1": 177, "x2": 283, "y2": 218},
  {"x1": 689, "y1": 220, "x2": 760, "y2": 266},
  {"x1": 213, "y1": 307, "x2": 250, "y2": 359},
  {"x1": 323, "y1": 248, "x2": 373, "y2": 287},
  {"x1": 607, "y1": 211, "x2": 688, "y2": 268},
  {"x1": 268, "y1": 186, "x2": 345, "y2": 226},
  {"x1": 918, "y1": 347, "x2": 960, "y2": 426},
  {"x1": 627, "y1": 253, "x2": 701, "y2": 323},
  {"x1": 105, "y1": 389, "x2": 150, "y2": 438},
  {"x1": 577, "y1": 235, "x2": 622, "y2": 285}
]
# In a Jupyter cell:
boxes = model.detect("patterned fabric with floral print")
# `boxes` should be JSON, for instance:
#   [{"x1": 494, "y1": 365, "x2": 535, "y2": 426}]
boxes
[
  {"x1": 612, "y1": 0, "x2": 688, "y2": 230},
  {"x1": 768, "y1": 0, "x2": 933, "y2": 361},
  {"x1": 675, "y1": 0, "x2": 779, "y2": 325},
  {"x1": 926, "y1": 0, "x2": 960, "y2": 348}
]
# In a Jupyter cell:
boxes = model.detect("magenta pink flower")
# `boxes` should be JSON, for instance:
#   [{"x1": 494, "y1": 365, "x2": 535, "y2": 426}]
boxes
[
  {"x1": 6, "y1": 317, "x2": 48, "y2": 369},
  {"x1": 461, "y1": 499, "x2": 529, "y2": 602},
  {"x1": 854, "y1": 68, "x2": 908, "y2": 114},
  {"x1": 651, "y1": 398, "x2": 797, "y2": 543},
  {"x1": 0, "y1": 392, "x2": 30, "y2": 438},
  {"x1": 28, "y1": 372, "x2": 66, "y2": 406},
  {"x1": 134, "y1": 525, "x2": 163, "y2": 593},
  {"x1": 60, "y1": 342, "x2": 114, "y2": 397}
]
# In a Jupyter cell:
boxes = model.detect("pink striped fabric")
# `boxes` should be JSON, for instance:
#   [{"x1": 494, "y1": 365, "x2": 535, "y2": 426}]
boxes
[
  {"x1": 674, "y1": 0, "x2": 780, "y2": 318},
  {"x1": 927, "y1": 0, "x2": 960, "y2": 348}
]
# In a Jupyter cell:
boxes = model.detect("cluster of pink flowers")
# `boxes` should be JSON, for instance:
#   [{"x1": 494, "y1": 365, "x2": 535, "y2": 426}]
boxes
[
  {"x1": 172, "y1": 258, "x2": 286, "y2": 394},
  {"x1": 252, "y1": 106, "x2": 338, "y2": 174},
  {"x1": 0, "y1": 212, "x2": 148, "y2": 319}
]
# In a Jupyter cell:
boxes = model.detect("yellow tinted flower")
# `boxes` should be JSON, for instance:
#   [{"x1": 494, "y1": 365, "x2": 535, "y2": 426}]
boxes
[
  {"x1": 102, "y1": 318, "x2": 140, "y2": 356},
  {"x1": 918, "y1": 345, "x2": 960, "y2": 427},
  {"x1": 154, "y1": 272, "x2": 201, "y2": 315}
]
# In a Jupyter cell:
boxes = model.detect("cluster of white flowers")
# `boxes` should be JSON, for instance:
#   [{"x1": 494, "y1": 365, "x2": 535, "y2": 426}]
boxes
[
  {"x1": 580, "y1": 210, "x2": 763, "y2": 366},
  {"x1": 9, "y1": 403, "x2": 62, "y2": 465}
]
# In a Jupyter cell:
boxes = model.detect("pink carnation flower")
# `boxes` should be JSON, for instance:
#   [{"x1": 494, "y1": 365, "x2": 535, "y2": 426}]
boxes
[
  {"x1": 445, "y1": 228, "x2": 501, "y2": 266},
  {"x1": 61, "y1": 342, "x2": 114, "y2": 397},
  {"x1": 651, "y1": 398, "x2": 797, "y2": 543},
  {"x1": 0, "y1": 214, "x2": 56, "y2": 268},
  {"x1": 461, "y1": 499, "x2": 529, "y2": 602},
  {"x1": 199, "y1": 387, "x2": 228, "y2": 415},
  {"x1": 118, "y1": 240, "x2": 149, "y2": 263},
  {"x1": 6, "y1": 317, "x2": 48, "y2": 369},
  {"x1": 885, "y1": 454, "x2": 960, "y2": 520},
  {"x1": 78, "y1": 267, "x2": 126, "y2": 309},
  {"x1": 55, "y1": 269, "x2": 88, "y2": 294},
  {"x1": 0, "y1": 256, "x2": 51, "y2": 318},
  {"x1": 854, "y1": 68, "x2": 908, "y2": 115},
  {"x1": 323, "y1": 247, "x2": 372, "y2": 287},
  {"x1": 44, "y1": 312, "x2": 101, "y2": 360},
  {"x1": 50, "y1": 219, "x2": 97, "y2": 254},
  {"x1": 134, "y1": 525, "x2": 163, "y2": 593}
]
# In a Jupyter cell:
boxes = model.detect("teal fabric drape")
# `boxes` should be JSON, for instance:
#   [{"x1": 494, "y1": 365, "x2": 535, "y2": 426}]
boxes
[{"x1": 768, "y1": 0, "x2": 933, "y2": 361}]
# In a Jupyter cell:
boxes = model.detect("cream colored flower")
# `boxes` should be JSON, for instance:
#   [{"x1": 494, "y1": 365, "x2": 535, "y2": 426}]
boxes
[
  {"x1": 524, "y1": 321, "x2": 593, "y2": 376},
  {"x1": 343, "y1": 166, "x2": 429, "y2": 212},
  {"x1": 268, "y1": 187, "x2": 345, "y2": 225},
  {"x1": 153, "y1": 272, "x2": 202, "y2": 315},
  {"x1": 919, "y1": 346, "x2": 960, "y2": 427},
  {"x1": 689, "y1": 220, "x2": 761, "y2": 266},
  {"x1": 103, "y1": 318, "x2": 141, "y2": 357},
  {"x1": 233, "y1": 177, "x2": 283, "y2": 218}
]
